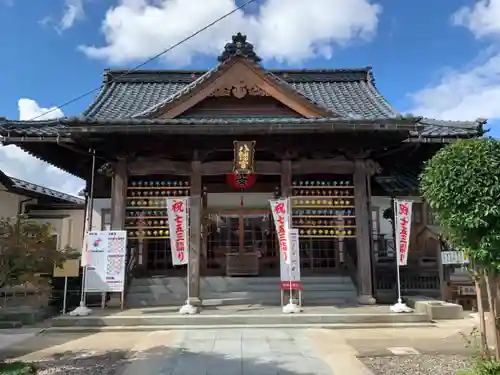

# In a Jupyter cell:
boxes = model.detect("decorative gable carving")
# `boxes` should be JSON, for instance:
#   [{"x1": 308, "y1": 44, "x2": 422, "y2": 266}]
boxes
[{"x1": 208, "y1": 81, "x2": 269, "y2": 98}]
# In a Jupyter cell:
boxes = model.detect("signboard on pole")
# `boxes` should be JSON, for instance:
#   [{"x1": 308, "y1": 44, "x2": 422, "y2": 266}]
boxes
[
  {"x1": 54, "y1": 259, "x2": 80, "y2": 278},
  {"x1": 166, "y1": 198, "x2": 189, "y2": 266},
  {"x1": 441, "y1": 251, "x2": 469, "y2": 265},
  {"x1": 280, "y1": 228, "x2": 301, "y2": 290},
  {"x1": 84, "y1": 231, "x2": 127, "y2": 293},
  {"x1": 270, "y1": 198, "x2": 291, "y2": 265},
  {"x1": 394, "y1": 200, "x2": 413, "y2": 266}
]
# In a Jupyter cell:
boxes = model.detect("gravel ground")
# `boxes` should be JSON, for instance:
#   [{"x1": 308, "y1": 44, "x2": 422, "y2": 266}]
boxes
[
  {"x1": 4, "y1": 351, "x2": 127, "y2": 375},
  {"x1": 361, "y1": 354, "x2": 472, "y2": 375}
]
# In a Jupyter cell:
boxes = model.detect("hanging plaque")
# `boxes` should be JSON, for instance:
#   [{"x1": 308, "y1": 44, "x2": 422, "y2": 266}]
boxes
[{"x1": 233, "y1": 141, "x2": 256, "y2": 174}]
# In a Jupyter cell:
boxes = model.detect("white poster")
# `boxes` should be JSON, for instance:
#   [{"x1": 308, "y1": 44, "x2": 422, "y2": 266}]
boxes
[
  {"x1": 441, "y1": 251, "x2": 468, "y2": 265},
  {"x1": 84, "y1": 230, "x2": 127, "y2": 293},
  {"x1": 166, "y1": 198, "x2": 189, "y2": 266},
  {"x1": 394, "y1": 200, "x2": 413, "y2": 267},
  {"x1": 280, "y1": 228, "x2": 301, "y2": 289},
  {"x1": 269, "y1": 198, "x2": 291, "y2": 265}
]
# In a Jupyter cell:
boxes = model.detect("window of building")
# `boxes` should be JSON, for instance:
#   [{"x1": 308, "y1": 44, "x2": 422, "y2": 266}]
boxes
[
  {"x1": 427, "y1": 206, "x2": 439, "y2": 226},
  {"x1": 101, "y1": 209, "x2": 111, "y2": 230}
]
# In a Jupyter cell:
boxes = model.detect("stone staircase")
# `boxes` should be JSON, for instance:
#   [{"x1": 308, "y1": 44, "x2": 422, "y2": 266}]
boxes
[{"x1": 125, "y1": 276, "x2": 358, "y2": 308}]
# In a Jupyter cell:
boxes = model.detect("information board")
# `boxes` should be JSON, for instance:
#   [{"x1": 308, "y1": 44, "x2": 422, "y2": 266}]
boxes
[
  {"x1": 441, "y1": 251, "x2": 468, "y2": 265},
  {"x1": 280, "y1": 228, "x2": 301, "y2": 290},
  {"x1": 84, "y1": 230, "x2": 127, "y2": 293}
]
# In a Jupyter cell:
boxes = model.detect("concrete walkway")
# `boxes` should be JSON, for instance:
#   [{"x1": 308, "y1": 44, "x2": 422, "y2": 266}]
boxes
[
  {"x1": 0, "y1": 318, "x2": 479, "y2": 375},
  {"x1": 123, "y1": 329, "x2": 345, "y2": 375},
  {"x1": 0, "y1": 328, "x2": 40, "y2": 350}
]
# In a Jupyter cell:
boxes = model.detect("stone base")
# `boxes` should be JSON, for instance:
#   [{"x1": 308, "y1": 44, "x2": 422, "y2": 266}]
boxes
[
  {"x1": 406, "y1": 296, "x2": 463, "y2": 320},
  {"x1": 358, "y1": 294, "x2": 376, "y2": 305},
  {"x1": 188, "y1": 297, "x2": 202, "y2": 307}
]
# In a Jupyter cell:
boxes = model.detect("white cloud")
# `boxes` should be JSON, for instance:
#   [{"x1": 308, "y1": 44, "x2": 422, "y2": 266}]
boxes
[
  {"x1": 18, "y1": 99, "x2": 64, "y2": 121},
  {"x1": 58, "y1": 0, "x2": 85, "y2": 31},
  {"x1": 80, "y1": 0, "x2": 381, "y2": 65},
  {"x1": 407, "y1": 0, "x2": 500, "y2": 131},
  {"x1": 0, "y1": 99, "x2": 84, "y2": 197},
  {"x1": 408, "y1": 52, "x2": 500, "y2": 121},
  {"x1": 452, "y1": 0, "x2": 500, "y2": 39}
]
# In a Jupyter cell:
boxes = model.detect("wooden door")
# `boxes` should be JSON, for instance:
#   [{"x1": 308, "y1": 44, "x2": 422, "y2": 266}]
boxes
[{"x1": 204, "y1": 209, "x2": 277, "y2": 276}]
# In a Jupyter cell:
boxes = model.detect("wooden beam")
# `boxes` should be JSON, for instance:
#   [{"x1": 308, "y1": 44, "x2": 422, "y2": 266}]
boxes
[
  {"x1": 354, "y1": 159, "x2": 376, "y2": 305},
  {"x1": 129, "y1": 157, "x2": 357, "y2": 176},
  {"x1": 188, "y1": 160, "x2": 202, "y2": 305},
  {"x1": 128, "y1": 158, "x2": 191, "y2": 176},
  {"x1": 281, "y1": 160, "x2": 292, "y2": 197},
  {"x1": 110, "y1": 158, "x2": 127, "y2": 230},
  {"x1": 292, "y1": 158, "x2": 354, "y2": 174}
]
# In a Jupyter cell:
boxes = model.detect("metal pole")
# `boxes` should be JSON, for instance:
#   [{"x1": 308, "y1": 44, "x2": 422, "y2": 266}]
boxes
[
  {"x1": 186, "y1": 197, "x2": 191, "y2": 302},
  {"x1": 287, "y1": 197, "x2": 293, "y2": 303},
  {"x1": 80, "y1": 149, "x2": 96, "y2": 306},
  {"x1": 62, "y1": 277, "x2": 68, "y2": 315},
  {"x1": 393, "y1": 198, "x2": 402, "y2": 304}
]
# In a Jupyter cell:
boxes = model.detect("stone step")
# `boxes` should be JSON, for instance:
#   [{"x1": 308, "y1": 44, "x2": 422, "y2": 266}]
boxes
[
  {"x1": 125, "y1": 294, "x2": 354, "y2": 308},
  {"x1": 49, "y1": 311, "x2": 431, "y2": 329},
  {"x1": 130, "y1": 276, "x2": 354, "y2": 289},
  {"x1": 0, "y1": 320, "x2": 22, "y2": 329},
  {"x1": 128, "y1": 282, "x2": 357, "y2": 294},
  {"x1": 46, "y1": 322, "x2": 436, "y2": 333},
  {"x1": 125, "y1": 289, "x2": 357, "y2": 307}
]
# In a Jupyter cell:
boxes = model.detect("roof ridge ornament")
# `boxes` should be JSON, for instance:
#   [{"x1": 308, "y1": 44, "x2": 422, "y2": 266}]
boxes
[{"x1": 217, "y1": 32, "x2": 261, "y2": 64}]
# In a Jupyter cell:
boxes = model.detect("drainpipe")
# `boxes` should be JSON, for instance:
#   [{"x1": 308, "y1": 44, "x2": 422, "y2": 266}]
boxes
[{"x1": 18, "y1": 198, "x2": 34, "y2": 216}]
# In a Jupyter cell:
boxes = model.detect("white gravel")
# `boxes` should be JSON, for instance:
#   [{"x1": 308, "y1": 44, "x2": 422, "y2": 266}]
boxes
[
  {"x1": 33, "y1": 351, "x2": 126, "y2": 375},
  {"x1": 361, "y1": 354, "x2": 472, "y2": 375}
]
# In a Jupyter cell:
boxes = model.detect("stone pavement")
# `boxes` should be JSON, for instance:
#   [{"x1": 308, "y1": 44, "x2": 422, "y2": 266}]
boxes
[
  {"x1": 0, "y1": 328, "x2": 40, "y2": 351},
  {"x1": 123, "y1": 329, "x2": 343, "y2": 375},
  {"x1": 0, "y1": 318, "x2": 479, "y2": 375}
]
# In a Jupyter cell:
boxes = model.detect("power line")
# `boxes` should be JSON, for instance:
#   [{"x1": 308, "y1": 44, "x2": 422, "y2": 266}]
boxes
[
  {"x1": 18, "y1": 0, "x2": 486, "y2": 134},
  {"x1": 28, "y1": 0, "x2": 259, "y2": 122}
]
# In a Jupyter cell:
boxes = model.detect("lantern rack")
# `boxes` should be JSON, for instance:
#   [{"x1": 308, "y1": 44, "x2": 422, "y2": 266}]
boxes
[{"x1": 125, "y1": 178, "x2": 190, "y2": 239}]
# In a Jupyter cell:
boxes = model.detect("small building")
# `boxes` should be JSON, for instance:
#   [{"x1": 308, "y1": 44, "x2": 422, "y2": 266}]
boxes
[
  {"x1": 0, "y1": 169, "x2": 85, "y2": 251},
  {"x1": 0, "y1": 33, "x2": 484, "y2": 306}
]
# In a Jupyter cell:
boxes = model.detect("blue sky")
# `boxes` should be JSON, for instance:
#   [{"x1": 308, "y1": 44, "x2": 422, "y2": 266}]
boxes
[{"x1": 0, "y1": 0, "x2": 499, "y2": 195}]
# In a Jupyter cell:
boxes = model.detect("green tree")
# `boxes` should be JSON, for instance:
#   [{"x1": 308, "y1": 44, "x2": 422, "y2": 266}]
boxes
[
  {"x1": 420, "y1": 138, "x2": 500, "y2": 361},
  {"x1": 0, "y1": 215, "x2": 76, "y2": 289},
  {"x1": 420, "y1": 138, "x2": 500, "y2": 267}
]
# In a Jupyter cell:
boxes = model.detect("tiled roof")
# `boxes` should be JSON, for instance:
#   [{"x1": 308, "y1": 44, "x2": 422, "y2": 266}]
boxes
[
  {"x1": 0, "y1": 116, "x2": 423, "y2": 137},
  {"x1": 84, "y1": 67, "x2": 399, "y2": 120},
  {"x1": 0, "y1": 171, "x2": 84, "y2": 204},
  {"x1": 374, "y1": 170, "x2": 420, "y2": 194},
  {"x1": 0, "y1": 115, "x2": 482, "y2": 140}
]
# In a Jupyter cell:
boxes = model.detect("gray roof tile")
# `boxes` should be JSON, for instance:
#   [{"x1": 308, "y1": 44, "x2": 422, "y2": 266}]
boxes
[
  {"x1": 374, "y1": 171, "x2": 419, "y2": 194},
  {"x1": 84, "y1": 67, "x2": 399, "y2": 120}
]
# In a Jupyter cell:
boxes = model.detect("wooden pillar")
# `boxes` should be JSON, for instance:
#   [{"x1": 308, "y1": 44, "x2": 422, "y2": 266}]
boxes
[
  {"x1": 281, "y1": 160, "x2": 292, "y2": 197},
  {"x1": 188, "y1": 160, "x2": 202, "y2": 305},
  {"x1": 110, "y1": 158, "x2": 127, "y2": 230},
  {"x1": 354, "y1": 159, "x2": 376, "y2": 304}
]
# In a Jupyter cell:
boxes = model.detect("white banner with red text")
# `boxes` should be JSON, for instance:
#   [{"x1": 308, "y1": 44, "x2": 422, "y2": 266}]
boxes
[
  {"x1": 166, "y1": 198, "x2": 189, "y2": 266},
  {"x1": 394, "y1": 199, "x2": 413, "y2": 266},
  {"x1": 269, "y1": 198, "x2": 291, "y2": 265},
  {"x1": 280, "y1": 228, "x2": 301, "y2": 290}
]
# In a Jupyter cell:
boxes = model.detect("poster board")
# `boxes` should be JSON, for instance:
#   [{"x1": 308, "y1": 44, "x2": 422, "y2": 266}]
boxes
[
  {"x1": 280, "y1": 228, "x2": 301, "y2": 290},
  {"x1": 53, "y1": 259, "x2": 80, "y2": 278},
  {"x1": 84, "y1": 230, "x2": 127, "y2": 293}
]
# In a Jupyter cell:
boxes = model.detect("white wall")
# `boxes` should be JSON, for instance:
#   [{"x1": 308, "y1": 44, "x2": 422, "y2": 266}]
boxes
[
  {"x1": 207, "y1": 193, "x2": 274, "y2": 209},
  {"x1": 89, "y1": 198, "x2": 111, "y2": 231},
  {"x1": 0, "y1": 185, "x2": 35, "y2": 218}
]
